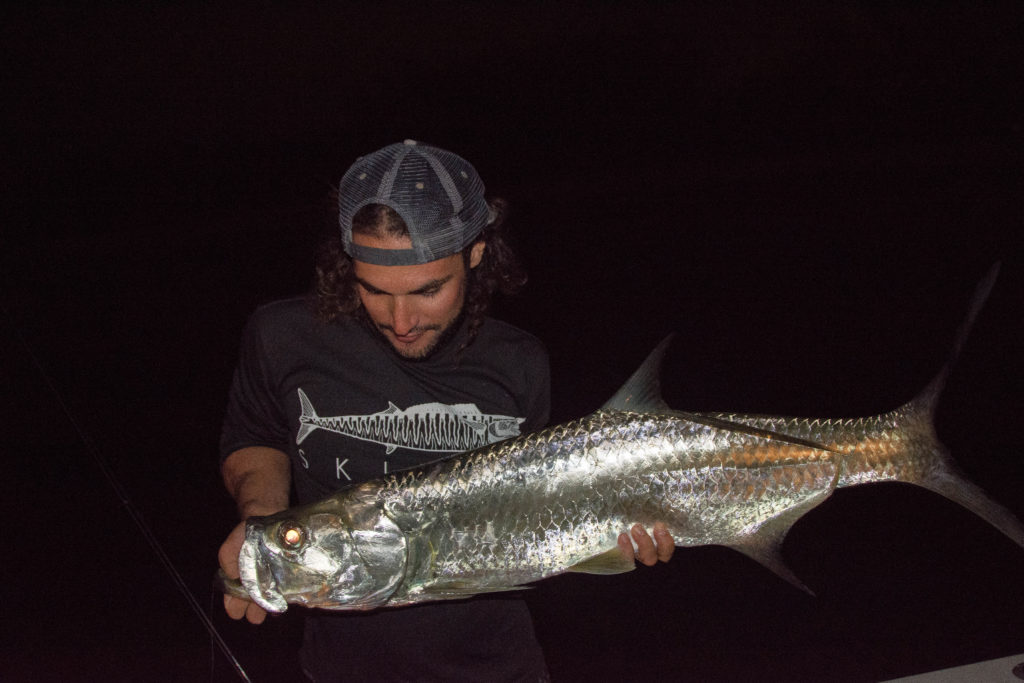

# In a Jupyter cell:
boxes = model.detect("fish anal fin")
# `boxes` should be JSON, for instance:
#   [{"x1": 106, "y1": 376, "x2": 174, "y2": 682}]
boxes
[
  {"x1": 567, "y1": 547, "x2": 637, "y2": 575},
  {"x1": 729, "y1": 541, "x2": 815, "y2": 596},
  {"x1": 729, "y1": 480, "x2": 839, "y2": 596}
]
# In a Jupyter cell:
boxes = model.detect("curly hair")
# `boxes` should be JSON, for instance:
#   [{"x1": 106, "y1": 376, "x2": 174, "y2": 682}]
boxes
[{"x1": 314, "y1": 198, "x2": 527, "y2": 351}]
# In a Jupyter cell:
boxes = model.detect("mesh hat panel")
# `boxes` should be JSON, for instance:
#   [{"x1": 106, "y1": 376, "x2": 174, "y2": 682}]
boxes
[{"x1": 338, "y1": 140, "x2": 491, "y2": 265}]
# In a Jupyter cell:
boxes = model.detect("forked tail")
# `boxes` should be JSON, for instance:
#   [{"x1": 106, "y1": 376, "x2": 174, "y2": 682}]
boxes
[
  {"x1": 896, "y1": 263, "x2": 1024, "y2": 549},
  {"x1": 296, "y1": 388, "x2": 320, "y2": 445}
]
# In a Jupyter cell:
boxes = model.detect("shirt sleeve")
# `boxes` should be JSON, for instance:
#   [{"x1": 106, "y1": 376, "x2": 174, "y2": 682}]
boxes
[{"x1": 219, "y1": 312, "x2": 290, "y2": 463}]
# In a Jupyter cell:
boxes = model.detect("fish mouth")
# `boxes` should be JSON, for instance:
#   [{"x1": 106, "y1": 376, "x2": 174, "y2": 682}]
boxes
[{"x1": 238, "y1": 521, "x2": 288, "y2": 613}]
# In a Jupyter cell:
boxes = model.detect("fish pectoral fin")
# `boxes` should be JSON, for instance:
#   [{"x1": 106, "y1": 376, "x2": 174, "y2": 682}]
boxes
[{"x1": 567, "y1": 548, "x2": 637, "y2": 575}]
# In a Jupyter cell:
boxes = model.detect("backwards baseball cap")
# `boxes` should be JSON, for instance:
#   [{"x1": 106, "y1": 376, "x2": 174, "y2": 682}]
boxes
[{"x1": 338, "y1": 139, "x2": 494, "y2": 266}]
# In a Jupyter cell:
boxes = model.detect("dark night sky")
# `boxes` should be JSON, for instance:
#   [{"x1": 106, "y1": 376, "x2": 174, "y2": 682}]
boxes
[{"x1": 2, "y1": 4, "x2": 1022, "y2": 682}]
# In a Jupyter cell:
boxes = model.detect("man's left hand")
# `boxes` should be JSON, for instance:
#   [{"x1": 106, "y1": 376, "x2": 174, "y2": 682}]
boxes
[{"x1": 618, "y1": 522, "x2": 675, "y2": 566}]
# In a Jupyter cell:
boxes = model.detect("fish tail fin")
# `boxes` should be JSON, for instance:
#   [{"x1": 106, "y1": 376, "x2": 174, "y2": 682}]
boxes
[
  {"x1": 907, "y1": 262, "x2": 1000, "y2": 420},
  {"x1": 891, "y1": 262, "x2": 1024, "y2": 549},
  {"x1": 296, "y1": 388, "x2": 319, "y2": 445},
  {"x1": 915, "y1": 456, "x2": 1024, "y2": 549}
]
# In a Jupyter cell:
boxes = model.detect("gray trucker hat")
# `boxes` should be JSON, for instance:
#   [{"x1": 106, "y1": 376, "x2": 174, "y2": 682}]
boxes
[{"x1": 338, "y1": 140, "x2": 493, "y2": 266}]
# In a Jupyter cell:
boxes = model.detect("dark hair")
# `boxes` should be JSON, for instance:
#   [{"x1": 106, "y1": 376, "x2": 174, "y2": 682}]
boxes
[{"x1": 314, "y1": 198, "x2": 527, "y2": 349}]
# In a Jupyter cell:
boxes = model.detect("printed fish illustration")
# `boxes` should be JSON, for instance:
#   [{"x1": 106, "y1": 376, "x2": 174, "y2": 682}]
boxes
[
  {"x1": 220, "y1": 265, "x2": 1023, "y2": 612},
  {"x1": 295, "y1": 388, "x2": 524, "y2": 453}
]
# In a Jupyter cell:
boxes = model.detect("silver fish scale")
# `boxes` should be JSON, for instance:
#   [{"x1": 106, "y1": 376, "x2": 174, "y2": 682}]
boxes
[
  {"x1": 702, "y1": 405, "x2": 941, "y2": 488},
  {"x1": 379, "y1": 409, "x2": 842, "y2": 591}
]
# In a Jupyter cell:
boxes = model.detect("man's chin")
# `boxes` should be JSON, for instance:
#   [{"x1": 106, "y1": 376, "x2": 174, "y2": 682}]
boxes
[
  {"x1": 389, "y1": 333, "x2": 439, "y2": 360},
  {"x1": 364, "y1": 308, "x2": 466, "y2": 362}
]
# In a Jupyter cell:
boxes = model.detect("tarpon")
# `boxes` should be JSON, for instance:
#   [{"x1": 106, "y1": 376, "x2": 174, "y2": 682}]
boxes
[
  {"x1": 295, "y1": 388, "x2": 524, "y2": 453},
  {"x1": 220, "y1": 265, "x2": 1023, "y2": 612}
]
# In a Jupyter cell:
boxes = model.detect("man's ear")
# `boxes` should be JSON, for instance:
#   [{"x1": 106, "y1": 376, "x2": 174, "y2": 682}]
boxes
[{"x1": 469, "y1": 241, "x2": 486, "y2": 269}]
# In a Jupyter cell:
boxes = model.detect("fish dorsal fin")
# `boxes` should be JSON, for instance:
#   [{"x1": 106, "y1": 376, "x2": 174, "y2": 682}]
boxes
[
  {"x1": 567, "y1": 547, "x2": 637, "y2": 575},
  {"x1": 602, "y1": 335, "x2": 675, "y2": 412}
]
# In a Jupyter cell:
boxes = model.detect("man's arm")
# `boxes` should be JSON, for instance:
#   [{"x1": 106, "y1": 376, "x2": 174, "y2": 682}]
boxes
[{"x1": 218, "y1": 446, "x2": 291, "y2": 625}]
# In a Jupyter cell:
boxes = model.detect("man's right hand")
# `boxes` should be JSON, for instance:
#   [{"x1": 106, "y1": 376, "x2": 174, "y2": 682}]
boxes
[
  {"x1": 218, "y1": 446, "x2": 292, "y2": 624},
  {"x1": 218, "y1": 520, "x2": 269, "y2": 624}
]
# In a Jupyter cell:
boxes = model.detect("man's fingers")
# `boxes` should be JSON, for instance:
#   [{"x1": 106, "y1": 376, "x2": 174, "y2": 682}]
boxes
[
  {"x1": 631, "y1": 524, "x2": 658, "y2": 566},
  {"x1": 617, "y1": 523, "x2": 675, "y2": 566},
  {"x1": 245, "y1": 601, "x2": 268, "y2": 625},
  {"x1": 653, "y1": 522, "x2": 675, "y2": 562},
  {"x1": 617, "y1": 531, "x2": 637, "y2": 563},
  {"x1": 224, "y1": 594, "x2": 249, "y2": 620},
  {"x1": 224, "y1": 594, "x2": 268, "y2": 624},
  {"x1": 220, "y1": 522, "x2": 268, "y2": 624}
]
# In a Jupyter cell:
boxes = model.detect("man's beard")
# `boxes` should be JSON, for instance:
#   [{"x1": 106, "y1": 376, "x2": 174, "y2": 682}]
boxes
[{"x1": 361, "y1": 306, "x2": 467, "y2": 362}]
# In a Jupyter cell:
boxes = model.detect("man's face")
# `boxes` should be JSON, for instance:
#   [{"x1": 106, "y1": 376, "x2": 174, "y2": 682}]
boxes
[{"x1": 352, "y1": 234, "x2": 485, "y2": 359}]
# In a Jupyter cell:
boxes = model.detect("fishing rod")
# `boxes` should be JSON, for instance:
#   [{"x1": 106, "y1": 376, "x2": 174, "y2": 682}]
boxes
[{"x1": 2, "y1": 304, "x2": 252, "y2": 682}]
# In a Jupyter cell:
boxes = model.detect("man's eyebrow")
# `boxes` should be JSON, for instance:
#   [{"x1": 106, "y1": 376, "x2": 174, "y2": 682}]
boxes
[{"x1": 355, "y1": 274, "x2": 454, "y2": 295}]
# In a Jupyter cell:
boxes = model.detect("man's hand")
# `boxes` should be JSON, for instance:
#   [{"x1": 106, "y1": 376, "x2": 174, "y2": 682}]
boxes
[
  {"x1": 218, "y1": 520, "x2": 269, "y2": 624},
  {"x1": 219, "y1": 446, "x2": 291, "y2": 625},
  {"x1": 617, "y1": 522, "x2": 675, "y2": 566}
]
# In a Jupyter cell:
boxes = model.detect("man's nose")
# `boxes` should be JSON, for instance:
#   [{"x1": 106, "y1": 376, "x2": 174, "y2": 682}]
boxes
[{"x1": 390, "y1": 297, "x2": 418, "y2": 335}]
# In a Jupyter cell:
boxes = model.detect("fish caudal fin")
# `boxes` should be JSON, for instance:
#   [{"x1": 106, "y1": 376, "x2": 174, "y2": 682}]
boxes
[
  {"x1": 917, "y1": 465, "x2": 1024, "y2": 550},
  {"x1": 908, "y1": 262, "x2": 1000, "y2": 421},
  {"x1": 296, "y1": 388, "x2": 320, "y2": 445},
  {"x1": 887, "y1": 263, "x2": 1024, "y2": 549}
]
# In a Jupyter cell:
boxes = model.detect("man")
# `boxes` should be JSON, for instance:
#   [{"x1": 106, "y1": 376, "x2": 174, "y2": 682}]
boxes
[{"x1": 217, "y1": 140, "x2": 673, "y2": 681}]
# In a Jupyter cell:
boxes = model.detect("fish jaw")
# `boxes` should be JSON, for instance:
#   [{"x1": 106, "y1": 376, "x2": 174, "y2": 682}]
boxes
[{"x1": 238, "y1": 520, "x2": 288, "y2": 613}]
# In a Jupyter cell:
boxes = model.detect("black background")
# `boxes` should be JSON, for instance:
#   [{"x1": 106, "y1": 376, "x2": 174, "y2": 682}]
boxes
[{"x1": 2, "y1": 4, "x2": 1022, "y2": 682}]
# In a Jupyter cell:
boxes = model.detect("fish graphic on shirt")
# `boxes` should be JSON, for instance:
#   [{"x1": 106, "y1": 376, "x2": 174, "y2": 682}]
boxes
[{"x1": 295, "y1": 388, "x2": 525, "y2": 454}]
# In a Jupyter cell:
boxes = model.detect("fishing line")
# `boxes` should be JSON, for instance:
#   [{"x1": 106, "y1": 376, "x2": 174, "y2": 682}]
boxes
[{"x1": 2, "y1": 304, "x2": 252, "y2": 683}]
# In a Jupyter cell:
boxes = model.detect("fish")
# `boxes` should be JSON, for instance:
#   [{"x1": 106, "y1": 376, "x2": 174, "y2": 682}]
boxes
[
  {"x1": 218, "y1": 264, "x2": 1024, "y2": 612},
  {"x1": 295, "y1": 388, "x2": 524, "y2": 453}
]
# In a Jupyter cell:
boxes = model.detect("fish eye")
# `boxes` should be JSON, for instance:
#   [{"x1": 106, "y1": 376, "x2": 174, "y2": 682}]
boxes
[{"x1": 277, "y1": 523, "x2": 305, "y2": 550}]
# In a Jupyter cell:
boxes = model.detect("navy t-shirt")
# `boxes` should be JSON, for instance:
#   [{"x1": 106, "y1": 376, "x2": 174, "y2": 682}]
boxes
[{"x1": 220, "y1": 297, "x2": 551, "y2": 682}]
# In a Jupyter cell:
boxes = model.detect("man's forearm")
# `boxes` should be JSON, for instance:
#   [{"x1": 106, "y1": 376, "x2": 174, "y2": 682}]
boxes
[{"x1": 222, "y1": 446, "x2": 292, "y2": 519}]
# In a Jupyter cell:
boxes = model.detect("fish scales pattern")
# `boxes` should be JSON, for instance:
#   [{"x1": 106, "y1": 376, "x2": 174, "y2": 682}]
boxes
[
  {"x1": 702, "y1": 409, "x2": 937, "y2": 488},
  {"x1": 380, "y1": 411, "x2": 844, "y2": 587}
]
